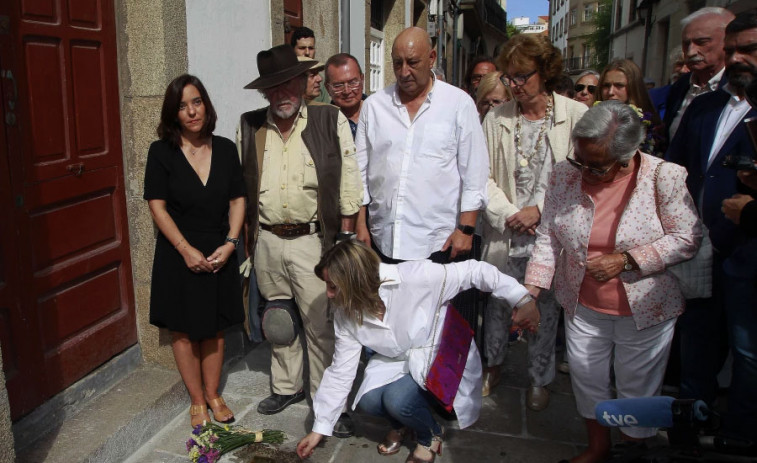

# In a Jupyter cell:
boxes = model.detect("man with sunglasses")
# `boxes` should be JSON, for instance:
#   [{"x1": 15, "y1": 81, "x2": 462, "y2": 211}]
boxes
[{"x1": 324, "y1": 53, "x2": 368, "y2": 139}]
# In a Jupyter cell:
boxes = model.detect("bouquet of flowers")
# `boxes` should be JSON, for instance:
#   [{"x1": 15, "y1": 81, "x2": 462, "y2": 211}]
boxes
[{"x1": 186, "y1": 422, "x2": 285, "y2": 463}]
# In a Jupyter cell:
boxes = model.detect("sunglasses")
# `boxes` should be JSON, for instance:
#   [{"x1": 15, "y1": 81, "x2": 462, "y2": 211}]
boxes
[{"x1": 574, "y1": 84, "x2": 597, "y2": 93}]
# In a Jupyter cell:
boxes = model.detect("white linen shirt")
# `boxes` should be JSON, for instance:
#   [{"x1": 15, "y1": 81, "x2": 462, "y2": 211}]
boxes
[
  {"x1": 355, "y1": 79, "x2": 490, "y2": 260},
  {"x1": 311, "y1": 259, "x2": 529, "y2": 436}
]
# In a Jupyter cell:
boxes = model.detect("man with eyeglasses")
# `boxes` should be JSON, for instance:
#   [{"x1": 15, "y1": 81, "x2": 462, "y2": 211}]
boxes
[
  {"x1": 237, "y1": 44, "x2": 362, "y2": 436},
  {"x1": 464, "y1": 56, "x2": 497, "y2": 97},
  {"x1": 324, "y1": 53, "x2": 368, "y2": 139},
  {"x1": 355, "y1": 26, "x2": 488, "y2": 266}
]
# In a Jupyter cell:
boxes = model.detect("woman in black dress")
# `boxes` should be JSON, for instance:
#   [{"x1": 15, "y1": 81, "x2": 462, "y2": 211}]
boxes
[{"x1": 144, "y1": 74, "x2": 245, "y2": 428}]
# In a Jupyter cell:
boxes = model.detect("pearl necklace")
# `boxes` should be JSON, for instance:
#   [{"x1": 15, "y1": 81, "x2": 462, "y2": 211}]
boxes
[{"x1": 514, "y1": 97, "x2": 553, "y2": 167}]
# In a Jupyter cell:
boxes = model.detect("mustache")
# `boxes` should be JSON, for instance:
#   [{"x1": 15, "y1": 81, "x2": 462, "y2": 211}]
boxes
[
  {"x1": 727, "y1": 63, "x2": 754, "y2": 74},
  {"x1": 686, "y1": 55, "x2": 704, "y2": 64}
]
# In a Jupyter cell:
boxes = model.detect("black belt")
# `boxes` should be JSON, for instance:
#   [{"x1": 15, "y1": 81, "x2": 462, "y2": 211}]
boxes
[{"x1": 260, "y1": 222, "x2": 320, "y2": 238}]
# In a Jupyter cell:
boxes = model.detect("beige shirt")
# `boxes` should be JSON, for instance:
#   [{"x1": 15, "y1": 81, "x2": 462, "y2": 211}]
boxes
[{"x1": 238, "y1": 104, "x2": 362, "y2": 226}]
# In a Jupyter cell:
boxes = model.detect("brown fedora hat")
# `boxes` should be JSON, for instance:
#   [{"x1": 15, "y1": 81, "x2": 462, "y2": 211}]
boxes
[{"x1": 244, "y1": 44, "x2": 314, "y2": 90}]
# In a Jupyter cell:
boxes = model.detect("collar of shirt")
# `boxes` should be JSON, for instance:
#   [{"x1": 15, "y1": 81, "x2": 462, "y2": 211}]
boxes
[
  {"x1": 723, "y1": 82, "x2": 746, "y2": 102},
  {"x1": 391, "y1": 74, "x2": 437, "y2": 108},
  {"x1": 691, "y1": 67, "x2": 724, "y2": 93}
]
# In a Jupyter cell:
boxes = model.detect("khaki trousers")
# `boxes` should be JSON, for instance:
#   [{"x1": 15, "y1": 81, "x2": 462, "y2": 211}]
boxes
[{"x1": 254, "y1": 230, "x2": 334, "y2": 398}]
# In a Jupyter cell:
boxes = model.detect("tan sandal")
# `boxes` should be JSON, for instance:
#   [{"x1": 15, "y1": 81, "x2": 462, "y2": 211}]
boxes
[
  {"x1": 190, "y1": 404, "x2": 211, "y2": 428},
  {"x1": 405, "y1": 429, "x2": 443, "y2": 463},
  {"x1": 207, "y1": 396, "x2": 234, "y2": 423},
  {"x1": 378, "y1": 427, "x2": 408, "y2": 456}
]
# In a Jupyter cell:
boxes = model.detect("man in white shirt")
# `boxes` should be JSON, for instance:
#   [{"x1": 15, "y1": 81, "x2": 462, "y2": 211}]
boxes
[
  {"x1": 665, "y1": 13, "x2": 757, "y2": 441},
  {"x1": 665, "y1": 7, "x2": 735, "y2": 141},
  {"x1": 355, "y1": 27, "x2": 489, "y2": 263}
]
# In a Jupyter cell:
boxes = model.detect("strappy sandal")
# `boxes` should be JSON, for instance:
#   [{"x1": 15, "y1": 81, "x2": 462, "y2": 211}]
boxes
[
  {"x1": 207, "y1": 396, "x2": 235, "y2": 423},
  {"x1": 377, "y1": 427, "x2": 408, "y2": 456},
  {"x1": 190, "y1": 404, "x2": 211, "y2": 428},
  {"x1": 405, "y1": 430, "x2": 443, "y2": 463}
]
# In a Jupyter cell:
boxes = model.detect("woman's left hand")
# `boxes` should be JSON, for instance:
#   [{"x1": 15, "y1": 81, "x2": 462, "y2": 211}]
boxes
[
  {"x1": 506, "y1": 206, "x2": 541, "y2": 235},
  {"x1": 206, "y1": 242, "x2": 235, "y2": 274},
  {"x1": 586, "y1": 253, "x2": 625, "y2": 282},
  {"x1": 296, "y1": 432, "x2": 323, "y2": 459},
  {"x1": 512, "y1": 297, "x2": 540, "y2": 333}
]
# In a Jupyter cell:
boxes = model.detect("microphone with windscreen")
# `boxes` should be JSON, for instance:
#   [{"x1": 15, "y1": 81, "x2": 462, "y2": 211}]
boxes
[{"x1": 595, "y1": 396, "x2": 709, "y2": 428}]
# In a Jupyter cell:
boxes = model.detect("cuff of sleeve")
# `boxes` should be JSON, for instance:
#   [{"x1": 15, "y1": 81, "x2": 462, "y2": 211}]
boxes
[
  {"x1": 340, "y1": 202, "x2": 361, "y2": 216},
  {"x1": 460, "y1": 191, "x2": 488, "y2": 211},
  {"x1": 494, "y1": 284, "x2": 529, "y2": 308},
  {"x1": 312, "y1": 419, "x2": 334, "y2": 437},
  {"x1": 525, "y1": 262, "x2": 554, "y2": 289},
  {"x1": 628, "y1": 244, "x2": 663, "y2": 277}
]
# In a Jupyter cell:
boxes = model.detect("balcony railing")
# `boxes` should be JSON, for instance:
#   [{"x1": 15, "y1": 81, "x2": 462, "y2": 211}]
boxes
[{"x1": 565, "y1": 54, "x2": 597, "y2": 72}]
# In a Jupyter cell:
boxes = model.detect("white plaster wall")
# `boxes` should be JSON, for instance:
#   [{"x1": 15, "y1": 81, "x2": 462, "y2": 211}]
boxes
[{"x1": 186, "y1": 0, "x2": 270, "y2": 141}]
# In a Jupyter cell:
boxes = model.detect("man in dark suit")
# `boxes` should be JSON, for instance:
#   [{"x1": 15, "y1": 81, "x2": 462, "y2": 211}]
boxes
[
  {"x1": 664, "y1": 7, "x2": 735, "y2": 142},
  {"x1": 666, "y1": 11, "x2": 757, "y2": 442}
]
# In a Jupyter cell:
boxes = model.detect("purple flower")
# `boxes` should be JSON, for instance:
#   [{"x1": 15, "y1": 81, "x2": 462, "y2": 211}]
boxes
[
  {"x1": 185, "y1": 438, "x2": 198, "y2": 451},
  {"x1": 192, "y1": 425, "x2": 203, "y2": 435},
  {"x1": 209, "y1": 435, "x2": 219, "y2": 443},
  {"x1": 198, "y1": 456, "x2": 209, "y2": 463}
]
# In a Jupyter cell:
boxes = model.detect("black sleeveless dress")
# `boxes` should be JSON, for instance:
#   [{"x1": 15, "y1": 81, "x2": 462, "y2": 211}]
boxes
[{"x1": 143, "y1": 136, "x2": 245, "y2": 340}]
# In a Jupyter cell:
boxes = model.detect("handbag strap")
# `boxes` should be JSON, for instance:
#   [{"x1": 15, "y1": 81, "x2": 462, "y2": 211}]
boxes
[{"x1": 425, "y1": 265, "x2": 448, "y2": 377}]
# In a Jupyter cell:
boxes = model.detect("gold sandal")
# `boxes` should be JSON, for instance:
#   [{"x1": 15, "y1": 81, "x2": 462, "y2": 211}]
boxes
[
  {"x1": 190, "y1": 404, "x2": 211, "y2": 428},
  {"x1": 207, "y1": 396, "x2": 234, "y2": 423},
  {"x1": 377, "y1": 427, "x2": 407, "y2": 456}
]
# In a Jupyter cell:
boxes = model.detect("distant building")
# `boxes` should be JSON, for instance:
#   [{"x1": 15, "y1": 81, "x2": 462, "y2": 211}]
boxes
[{"x1": 549, "y1": 0, "x2": 600, "y2": 74}]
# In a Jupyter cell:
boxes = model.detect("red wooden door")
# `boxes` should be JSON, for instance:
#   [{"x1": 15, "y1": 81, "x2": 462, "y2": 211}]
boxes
[
  {"x1": 0, "y1": 0, "x2": 137, "y2": 419},
  {"x1": 284, "y1": 0, "x2": 303, "y2": 45}
]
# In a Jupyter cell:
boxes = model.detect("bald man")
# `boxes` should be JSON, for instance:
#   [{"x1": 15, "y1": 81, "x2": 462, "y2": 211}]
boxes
[{"x1": 355, "y1": 27, "x2": 488, "y2": 264}]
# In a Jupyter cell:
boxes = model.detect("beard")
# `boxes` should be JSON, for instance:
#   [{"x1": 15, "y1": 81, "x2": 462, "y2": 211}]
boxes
[
  {"x1": 726, "y1": 63, "x2": 756, "y2": 91},
  {"x1": 270, "y1": 97, "x2": 301, "y2": 119}
]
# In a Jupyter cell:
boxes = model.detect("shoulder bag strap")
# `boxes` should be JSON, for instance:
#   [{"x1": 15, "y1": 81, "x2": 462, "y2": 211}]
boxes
[{"x1": 425, "y1": 265, "x2": 448, "y2": 377}]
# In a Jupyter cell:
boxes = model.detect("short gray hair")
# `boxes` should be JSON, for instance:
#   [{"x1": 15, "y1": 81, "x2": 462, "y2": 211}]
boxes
[
  {"x1": 680, "y1": 7, "x2": 733, "y2": 29},
  {"x1": 572, "y1": 101, "x2": 644, "y2": 163},
  {"x1": 576, "y1": 70, "x2": 600, "y2": 82}
]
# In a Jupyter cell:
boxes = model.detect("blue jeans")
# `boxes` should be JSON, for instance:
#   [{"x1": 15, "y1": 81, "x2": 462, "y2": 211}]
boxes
[
  {"x1": 357, "y1": 374, "x2": 442, "y2": 447},
  {"x1": 722, "y1": 273, "x2": 757, "y2": 440}
]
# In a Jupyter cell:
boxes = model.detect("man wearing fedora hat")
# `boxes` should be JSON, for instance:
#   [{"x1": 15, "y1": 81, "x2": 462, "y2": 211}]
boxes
[
  {"x1": 238, "y1": 44, "x2": 362, "y2": 435},
  {"x1": 296, "y1": 56, "x2": 325, "y2": 104}
]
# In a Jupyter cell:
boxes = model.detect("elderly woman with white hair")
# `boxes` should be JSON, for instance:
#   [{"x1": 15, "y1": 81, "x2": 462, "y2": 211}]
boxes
[
  {"x1": 573, "y1": 70, "x2": 600, "y2": 108},
  {"x1": 524, "y1": 101, "x2": 702, "y2": 463}
]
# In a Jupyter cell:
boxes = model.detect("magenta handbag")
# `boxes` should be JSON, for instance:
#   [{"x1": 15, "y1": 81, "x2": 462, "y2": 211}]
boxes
[{"x1": 424, "y1": 266, "x2": 473, "y2": 412}]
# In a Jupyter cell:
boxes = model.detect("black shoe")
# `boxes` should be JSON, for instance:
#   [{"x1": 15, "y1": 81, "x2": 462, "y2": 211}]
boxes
[
  {"x1": 257, "y1": 391, "x2": 305, "y2": 415},
  {"x1": 332, "y1": 413, "x2": 354, "y2": 438}
]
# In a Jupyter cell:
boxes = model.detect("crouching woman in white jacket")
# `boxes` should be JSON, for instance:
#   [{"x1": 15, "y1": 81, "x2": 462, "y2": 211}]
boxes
[{"x1": 296, "y1": 241, "x2": 540, "y2": 462}]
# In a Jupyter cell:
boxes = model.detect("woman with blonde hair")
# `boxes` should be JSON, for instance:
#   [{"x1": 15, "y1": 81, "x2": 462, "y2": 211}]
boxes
[
  {"x1": 480, "y1": 33, "x2": 587, "y2": 407},
  {"x1": 296, "y1": 241, "x2": 540, "y2": 463},
  {"x1": 475, "y1": 71, "x2": 511, "y2": 121},
  {"x1": 597, "y1": 59, "x2": 663, "y2": 155}
]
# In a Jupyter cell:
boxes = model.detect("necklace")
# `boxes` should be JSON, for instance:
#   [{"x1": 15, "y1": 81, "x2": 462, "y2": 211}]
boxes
[
  {"x1": 514, "y1": 96, "x2": 553, "y2": 167},
  {"x1": 183, "y1": 141, "x2": 206, "y2": 156}
]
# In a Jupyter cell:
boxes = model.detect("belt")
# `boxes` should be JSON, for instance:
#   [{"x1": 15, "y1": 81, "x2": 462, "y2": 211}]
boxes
[{"x1": 260, "y1": 222, "x2": 321, "y2": 238}]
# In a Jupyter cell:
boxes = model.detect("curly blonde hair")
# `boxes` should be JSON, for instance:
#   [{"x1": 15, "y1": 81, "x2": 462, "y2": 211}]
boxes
[
  {"x1": 497, "y1": 34, "x2": 563, "y2": 92},
  {"x1": 314, "y1": 241, "x2": 384, "y2": 325}
]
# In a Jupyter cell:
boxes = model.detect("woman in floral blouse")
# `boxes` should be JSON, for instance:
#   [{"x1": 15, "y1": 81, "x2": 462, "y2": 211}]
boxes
[{"x1": 524, "y1": 102, "x2": 701, "y2": 463}]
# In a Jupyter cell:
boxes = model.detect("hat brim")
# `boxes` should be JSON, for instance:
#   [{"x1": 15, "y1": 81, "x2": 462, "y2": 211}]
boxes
[{"x1": 244, "y1": 61, "x2": 315, "y2": 90}]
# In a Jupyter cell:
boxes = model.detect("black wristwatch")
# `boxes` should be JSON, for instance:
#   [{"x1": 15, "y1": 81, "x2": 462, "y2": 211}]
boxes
[
  {"x1": 335, "y1": 231, "x2": 356, "y2": 242},
  {"x1": 457, "y1": 224, "x2": 475, "y2": 236},
  {"x1": 225, "y1": 236, "x2": 240, "y2": 247}
]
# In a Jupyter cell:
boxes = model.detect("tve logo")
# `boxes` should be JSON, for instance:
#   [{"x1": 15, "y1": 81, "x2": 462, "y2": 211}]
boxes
[{"x1": 600, "y1": 411, "x2": 639, "y2": 427}]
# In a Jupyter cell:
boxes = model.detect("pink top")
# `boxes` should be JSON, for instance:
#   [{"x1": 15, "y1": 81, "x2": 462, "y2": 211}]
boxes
[{"x1": 579, "y1": 170, "x2": 637, "y2": 316}]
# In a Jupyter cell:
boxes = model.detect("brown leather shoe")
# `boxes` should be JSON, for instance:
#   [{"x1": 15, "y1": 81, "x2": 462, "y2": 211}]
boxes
[
  {"x1": 527, "y1": 386, "x2": 550, "y2": 411},
  {"x1": 481, "y1": 366, "x2": 502, "y2": 397}
]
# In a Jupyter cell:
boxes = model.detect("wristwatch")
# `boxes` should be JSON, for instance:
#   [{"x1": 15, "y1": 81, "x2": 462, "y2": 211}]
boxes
[
  {"x1": 621, "y1": 252, "x2": 633, "y2": 271},
  {"x1": 457, "y1": 224, "x2": 475, "y2": 236},
  {"x1": 515, "y1": 294, "x2": 534, "y2": 309},
  {"x1": 225, "y1": 236, "x2": 240, "y2": 247},
  {"x1": 335, "y1": 231, "x2": 356, "y2": 242}
]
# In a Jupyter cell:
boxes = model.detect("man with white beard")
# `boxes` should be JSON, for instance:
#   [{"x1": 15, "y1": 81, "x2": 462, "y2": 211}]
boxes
[{"x1": 237, "y1": 45, "x2": 362, "y2": 436}]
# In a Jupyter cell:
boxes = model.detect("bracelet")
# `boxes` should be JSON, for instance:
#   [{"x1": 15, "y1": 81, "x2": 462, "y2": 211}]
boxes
[
  {"x1": 225, "y1": 236, "x2": 240, "y2": 247},
  {"x1": 174, "y1": 238, "x2": 184, "y2": 249}
]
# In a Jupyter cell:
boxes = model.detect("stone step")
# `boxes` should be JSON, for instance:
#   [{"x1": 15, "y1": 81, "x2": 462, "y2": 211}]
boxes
[{"x1": 15, "y1": 362, "x2": 186, "y2": 463}]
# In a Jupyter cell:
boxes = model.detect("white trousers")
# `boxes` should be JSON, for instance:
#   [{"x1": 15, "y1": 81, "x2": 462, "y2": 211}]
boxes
[{"x1": 566, "y1": 303, "x2": 675, "y2": 439}]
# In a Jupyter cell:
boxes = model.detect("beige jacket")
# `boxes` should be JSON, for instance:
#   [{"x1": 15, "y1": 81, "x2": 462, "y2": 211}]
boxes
[{"x1": 481, "y1": 93, "x2": 587, "y2": 271}]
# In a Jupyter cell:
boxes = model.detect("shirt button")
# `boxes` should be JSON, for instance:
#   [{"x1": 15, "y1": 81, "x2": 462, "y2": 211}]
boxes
[
  {"x1": 283, "y1": 203, "x2": 288, "y2": 208},
  {"x1": 284, "y1": 147, "x2": 288, "y2": 152},
  {"x1": 283, "y1": 164, "x2": 287, "y2": 170},
  {"x1": 344, "y1": 149, "x2": 349, "y2": 154},
  {"x1": 281, "y1": 184, "x2": 286, "y2": 189}
]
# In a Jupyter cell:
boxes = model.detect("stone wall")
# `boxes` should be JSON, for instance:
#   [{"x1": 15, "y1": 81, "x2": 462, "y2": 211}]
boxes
[
  {"x1": 0, "y1": 350, "x2": 16, "y2": 462},
  {"x1": 116, "y1": 0, "x2": 188, "y2": 367}
]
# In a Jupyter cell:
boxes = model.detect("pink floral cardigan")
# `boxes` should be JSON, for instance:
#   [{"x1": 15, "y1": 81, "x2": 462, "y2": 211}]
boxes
[{"x1": 524, "y1": 153, "x2": 702, "y2": 330}]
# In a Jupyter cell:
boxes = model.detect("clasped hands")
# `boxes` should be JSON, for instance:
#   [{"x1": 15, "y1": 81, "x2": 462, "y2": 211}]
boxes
[
  {"x1": 586, "y1": 253, "x2": 625, "y2": 282},
  {"x1": 182, "y1": 242, "x2": 235, "y2": 274},
  {"x1": 506, "y1": 206, "x2": 540, "y2": 235}
]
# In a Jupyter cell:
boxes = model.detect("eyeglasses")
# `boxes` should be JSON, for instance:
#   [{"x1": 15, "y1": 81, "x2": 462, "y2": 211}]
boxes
[
  {"x1": 470, "y1": 73, "x2": 487, "y2": 84},
  {"x1": 566, "y1": 156, "x2": 617, "y2": 177},
  {"x1": 328, "y1": 78, "x2": 362, "y2": 94},
  {"x1": 500, "y1": 70, "x2": 538, "y2": 87},
  {"x1": 574, "y1": 84, "x2": 597, "y2": 93},
  {"x1": 478, "y1": 99, "x2": 506, "y2": 109}
]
